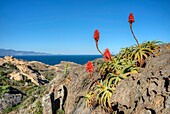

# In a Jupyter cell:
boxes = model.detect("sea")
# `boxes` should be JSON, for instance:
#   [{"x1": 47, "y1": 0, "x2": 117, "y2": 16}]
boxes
[{"x1": 0, "y1": 55, "x2": 102, "y2": 65}]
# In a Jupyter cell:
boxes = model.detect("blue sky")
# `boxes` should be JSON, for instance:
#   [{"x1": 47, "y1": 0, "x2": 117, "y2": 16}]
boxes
[{"x1": 0, "y1": 0, "x2": 170, "y2": 55}]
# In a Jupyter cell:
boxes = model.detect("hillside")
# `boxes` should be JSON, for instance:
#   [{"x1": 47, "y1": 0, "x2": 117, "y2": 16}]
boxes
[
  {"x1": 0, "y1": 43, "x2": 170, "y2": 114},
  {"x1": 0, "y1": 49, "x2": 51, "y2": 56}
]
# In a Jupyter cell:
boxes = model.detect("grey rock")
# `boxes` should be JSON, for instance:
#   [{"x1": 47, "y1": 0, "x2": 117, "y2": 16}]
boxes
[
  {"x1": 111, "y1": 43, "x2": 170, "y2": 114},
  {"x1": 0, "y1": 93, "x2": 22, "y2": 112}
]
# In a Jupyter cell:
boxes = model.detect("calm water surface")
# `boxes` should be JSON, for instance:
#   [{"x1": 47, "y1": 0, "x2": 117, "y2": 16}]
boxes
[{"x1": 0, "y1": 55, "x2": 102, "y2": 65}]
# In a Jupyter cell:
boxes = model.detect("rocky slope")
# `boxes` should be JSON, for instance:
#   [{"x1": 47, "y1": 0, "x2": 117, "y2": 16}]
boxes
[
  {"x1": 0, "y1": 56, "x2": 59, "y2": 113},
  {"x1": 0, "y1": 43, "x2": 170, "y2": 114},
  {"x1": 0, "y1": 56, "x2": 49, "y2": 85}
]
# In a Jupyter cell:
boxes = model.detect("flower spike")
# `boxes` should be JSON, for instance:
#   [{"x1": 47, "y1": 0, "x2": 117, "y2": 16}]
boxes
[
  {"x1": 128, "y1": 13, "x2": 135, "y2": 24},
  {"x1": 128, "y1": 13, "x2": 140, "y2": 46},
  {"x1": 86, "y1": 61, "x2": 94, "y2": 73},
  {"x1": 103, "y1": 48, "x2": 112, "y2": 62},
  {"x1": 93, "y1": 29, "x2": 103, "y2": 55},
  {"x1": 94, "y1": 30, "x2": 100, "y2": 43}
]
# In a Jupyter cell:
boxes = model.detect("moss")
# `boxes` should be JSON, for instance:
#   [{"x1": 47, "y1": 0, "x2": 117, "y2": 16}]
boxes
[
  {"x1": 3, "y1": 106, "x2": 13, "y2": 114},
  {"x1": 3, "y1": 103, "x2": 21, "y2": 114},
  {"x1": 34, "y1": 100, "x2": 43, "y2": 114},
  {"x1": 23, "y1": 104, "x2": 27, "y2": 109},
  {"x1": 30, "y1": 96, "x2": 36, "y2": 103},
  {"x1": 0, "y1": 71, "x2": 7, "y2": 76},
  {"x1": 42, "y1": 71, "x2": 55, "y2": 81},
  {"x1": 26, "y1": 86, "x2": 45, "y2": 97},
  {"x1": 0, "y1": 85, "x2": 10, "y2": 97},
  {"x1": 56, "y1": 109, "x2": 65, "y2": 114}
]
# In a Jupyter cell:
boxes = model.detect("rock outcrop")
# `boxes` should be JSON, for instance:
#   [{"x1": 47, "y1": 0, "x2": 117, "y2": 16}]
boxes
[
  {"x1": 44, "y1": 43, "x2": 170, "y2": 114},
  {"x1": 0, "y1": 93, "x2": 22, "y2": 113},
  {"x1": 0, "y1": 56, "x2": 51, "y2": 85},
  {"x1": 0, "y1": 43, "x2": 170, "y2": 114},
  {"x1": 0, "y1": 56, "x2": 58, "y2": 113},
  {"x1": 111, "y1": 43, "x2": 170, "y2": 114}
]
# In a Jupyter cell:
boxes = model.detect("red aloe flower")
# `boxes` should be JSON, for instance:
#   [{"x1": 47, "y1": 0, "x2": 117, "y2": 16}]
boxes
[
  {"x1": 128, "y1": 13, "x2": 135, "y2": 24},
  {"x1": 128, "y1": 13, "x2": 139, "y2": 46},
  {"x1": 86, "y1": 61, "x2": 102, "y2": 86},
  {"x1": 86, "y1": 61, "x2": 94, "y2": 73},
  {"x1": 94, "y1": 30, "x2": 100, "y2": 42},
  {"x1": 103, "y1": 48, "x2": 111, "y2": 62},
  {"x1": 93, "y1": 29, "x2": 103, "y2": 55}
]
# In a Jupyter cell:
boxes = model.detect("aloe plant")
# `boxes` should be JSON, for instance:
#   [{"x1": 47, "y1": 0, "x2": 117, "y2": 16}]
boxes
[
  {"x1": 118, "y1": 46, "x2": 134, "y2": 60},
  {"x1": 64, "y1": 64, "x2": 69, "y2": 77},
  {"x1": 87, "y1": 12, "x2": 163, "y2": 111},
  {"x1": 131, "y1": 45, "x2": 153, "y2": 66},
  {"x1": 141, "y1": 40, "x2": 162, "y2": 51},
  {"x1": 95, "y1": 79, "x2": 115, "y2": 109},
  {"x1": 84, "y1": 91, "x2": 95, "y2": 108}
]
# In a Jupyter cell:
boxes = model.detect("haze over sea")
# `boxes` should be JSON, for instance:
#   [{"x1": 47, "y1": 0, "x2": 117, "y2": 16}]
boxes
[{"x1": 0, "y1": 55, "x2": 102, "y2": 65}]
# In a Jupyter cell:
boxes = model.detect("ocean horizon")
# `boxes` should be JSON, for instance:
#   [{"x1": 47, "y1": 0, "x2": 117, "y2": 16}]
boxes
[{"x1": 0, "y1": 55, "x2": 102, "y2": 65}]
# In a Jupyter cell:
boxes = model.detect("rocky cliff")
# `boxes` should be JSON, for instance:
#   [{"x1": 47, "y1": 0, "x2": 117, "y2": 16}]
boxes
[{"x1": 0, "y1": 43, "x2": 170, "y2": 114}]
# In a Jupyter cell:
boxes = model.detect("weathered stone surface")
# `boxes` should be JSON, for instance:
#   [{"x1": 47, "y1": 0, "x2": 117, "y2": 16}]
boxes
[
  {"x1": 42, "y1": 94, "x2": 53, "y2": 114},
  {"x1": 9, "y1": 71, "x2": 23, "y2": 81},
  {"x1": 0, "y1": 93, "x2": 22, "y2": 113},
  {"x1": 111, "y1": 43, "x2": 170, "y2": 114},
  {"x1": 53, "y1": 60, "x2": 103, "y2": 114}
]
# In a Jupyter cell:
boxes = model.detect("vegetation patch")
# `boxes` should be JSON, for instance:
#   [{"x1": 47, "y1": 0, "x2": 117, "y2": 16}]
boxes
[
  {"x1": 84, "y1": 13, "x2": 163, "y2": 111},
  {"x1": 34, "y1": 100, "x2": 43, "y2": 114},
  {"x1": 0, "y1": 85, "x2": 10, "y2": 97}
]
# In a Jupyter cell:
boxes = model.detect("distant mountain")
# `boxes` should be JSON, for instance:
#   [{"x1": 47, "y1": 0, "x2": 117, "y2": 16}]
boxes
[{"x1": 0, "y1": 48, "x2": 52, "y2": 56}]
